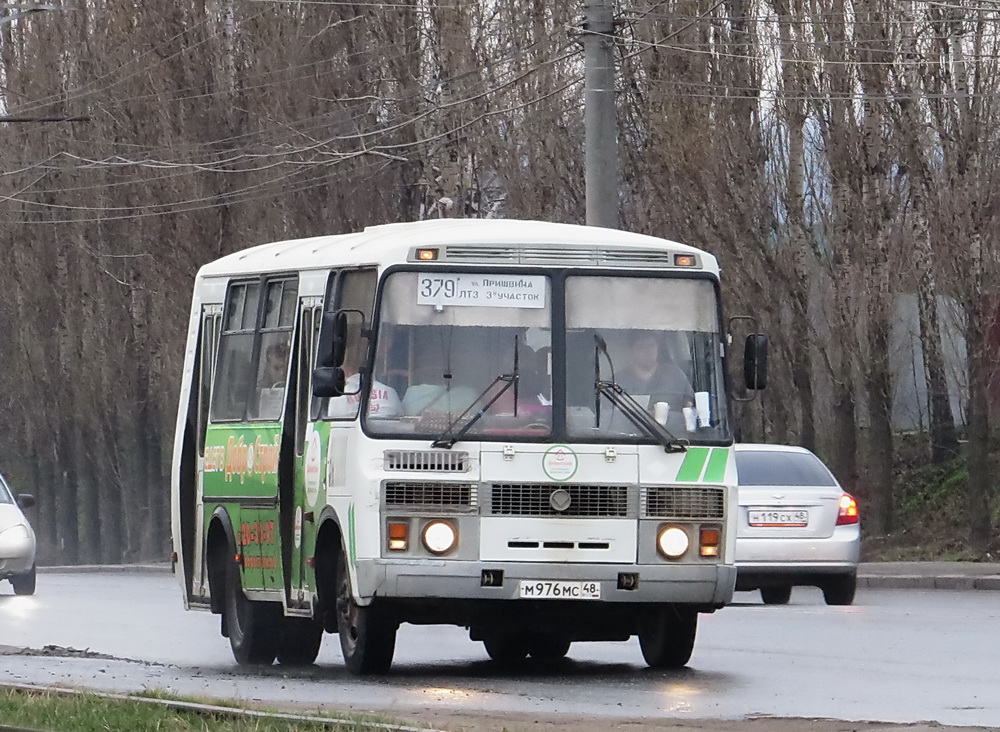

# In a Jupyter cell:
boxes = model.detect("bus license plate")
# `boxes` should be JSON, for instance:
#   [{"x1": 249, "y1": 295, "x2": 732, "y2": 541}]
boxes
[
  {"x1": 519, "y1": 580, "x2": 601, "y2": 599},
  {"x1": 748, "y1": 508, "x2": 809, "y2": 527}
]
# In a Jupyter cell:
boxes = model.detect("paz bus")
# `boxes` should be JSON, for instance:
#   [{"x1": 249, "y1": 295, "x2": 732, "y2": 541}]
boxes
[{"x1": 170, "y1": 219, "x2": 766, "y2": 674}]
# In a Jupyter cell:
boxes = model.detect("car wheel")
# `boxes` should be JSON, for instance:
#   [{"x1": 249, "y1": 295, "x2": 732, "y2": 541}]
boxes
[
  {"x1": 527, "y1": 635, "x2": 571, "y2": 660},
  {"x1": 276, "y1": 617, "x2": 324, "y2": 666},
  {"x1": 483, "y1": 633, "x2": 529, "y2": 664},
  {"x1": 760, "y1": 585, "x2": 792, "y2": 605},
  {"x1": 336, "y1": 552, "x2": 396, "y2": 675},
  {"x1": 12, "y1": 564, "x2": 36, "y2": 596},
  {"x1": 224, "y1": 558, "x2": 280, "y2": 665},
  {"x1": 638, "y1": 605, "x2": 698, "y2": 669},
  {"x1": 822, "y1": 573, "x2": 857, "y2": 606}
]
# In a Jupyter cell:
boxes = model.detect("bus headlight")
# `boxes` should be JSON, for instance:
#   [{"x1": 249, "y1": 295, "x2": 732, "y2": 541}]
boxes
[
  {"x1": 422, "y1": 520, "x2": 457, "y2": 555},
  {"x1": 657, "y1": 525, "x2": 689, "y2": 559}
]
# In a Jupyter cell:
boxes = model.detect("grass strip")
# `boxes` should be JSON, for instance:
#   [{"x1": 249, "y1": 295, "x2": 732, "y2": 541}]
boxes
[{"x1": 0, "y1": 686, "x2": 438, "y2": 732}]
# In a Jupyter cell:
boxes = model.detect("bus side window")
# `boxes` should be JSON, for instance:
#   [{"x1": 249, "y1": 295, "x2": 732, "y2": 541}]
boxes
[
  {"x1": 253, "y1": 278, "x2": 298, "y2": 421},
  {"x1": 212, "y1": 282, "x2": 260, "y2": 421},
  {"x1": 322, "y1": 268, "x2": 377, "y2": 421}
]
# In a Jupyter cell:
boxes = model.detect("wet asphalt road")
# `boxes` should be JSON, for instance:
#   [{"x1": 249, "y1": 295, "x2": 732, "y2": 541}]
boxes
[{"x1": 1, "y1": 570, "x2": 998, "y2": 727}]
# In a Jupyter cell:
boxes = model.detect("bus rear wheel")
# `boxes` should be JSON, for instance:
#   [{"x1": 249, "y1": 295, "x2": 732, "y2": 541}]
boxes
[
  {"x1": 528, "y1": 635, "x2": 571, "y2": 660},
  {"x1": 276, "y1": 617, "x2": 323, "y2": 666},
  {"x1": 483, "y1": 633, "x2": 529, "y2": 664},
  {"x1": 336, "y1": 553, "x2": 396, "y2": 675},
  {"x1": 638, "y1": 606, "x2": 698, "y2": 669},
  {"x1": 225, "y1": 558, "x2": 279, "y2": 665}
]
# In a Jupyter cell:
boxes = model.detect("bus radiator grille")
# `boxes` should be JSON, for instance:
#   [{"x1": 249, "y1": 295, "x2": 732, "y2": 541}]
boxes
[
  {"x1": 383, "y1": 481, "x2": 478, "y2": 508},
  {"x1": 488, "y1": 484, "x2": 632, "y2": 517},
  {"x1": 642, "y1": 486, "x2": 725, "y2": 519}
]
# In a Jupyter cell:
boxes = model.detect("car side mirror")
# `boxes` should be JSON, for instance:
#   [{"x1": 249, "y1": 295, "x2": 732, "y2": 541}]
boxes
[
  {"x1": 744, "y1": 334, "x2": 768, "y2": 390},
  {"x1": 16, "y1": 493, "x2": 36, "y2": 510}
]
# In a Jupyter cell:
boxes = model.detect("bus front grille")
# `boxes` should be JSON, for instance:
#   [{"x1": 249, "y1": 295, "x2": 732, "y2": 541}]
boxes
[
  {"x1": 384, "y1": 481, "x2": 477, "y2": 509},
  {"x1": 488, "y1": 484, "x2": 631, "y2": 517},
  {"x1": 642, "y1": 486, "x2": 725, "y2": 519},
  {"x1": 383, "y1": 450, "x2": 469, "y2": 472}
]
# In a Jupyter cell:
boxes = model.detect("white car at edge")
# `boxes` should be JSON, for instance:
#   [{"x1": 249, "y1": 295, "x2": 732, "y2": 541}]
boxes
[
  {"x1": 734, "y1": 443, "x2": 860, "y2": 605},
  {"x1": 0, "y1": 472, "x2": 36, "y2": 596}
]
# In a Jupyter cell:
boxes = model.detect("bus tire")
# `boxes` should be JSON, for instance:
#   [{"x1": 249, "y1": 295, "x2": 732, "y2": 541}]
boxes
[
  {"x1": 483, "y1": 633, "x2": 529, "y2": 665},
  {"x1": 12, "y1": 564, "x2": 36, "y2": 596},
  {"x1": 336, "y1": 553, "x2": 396, "y2": 675},
  {"x1": 276, "y1": 617, "x2": 324, "y2": 667},
  {"x1": 528, "y1": 635, "x2": 571, "y2": 661},
  {"x1": 638, "y1": 605, "x2": 697, "y2": 669},
  {"x1": 760, "y1": 585, "x2": 792, "y2": 605},
  {"x1": 225, "y1": 559, "x2": 279, "y2": 666}
]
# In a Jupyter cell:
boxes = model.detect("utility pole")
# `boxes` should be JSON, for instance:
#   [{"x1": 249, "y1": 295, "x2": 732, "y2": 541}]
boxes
[{"x1": 583, "y1": 0, "x2": 618, "y2": 229}]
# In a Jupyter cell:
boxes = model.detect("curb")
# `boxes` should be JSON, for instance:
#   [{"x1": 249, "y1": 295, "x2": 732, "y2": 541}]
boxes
[
  {"x1": 858, "y1": 573, "x2": 1000, "y2": 591},
  {"x1": 39, "y1": 564, "x2": 172, "y2": 574}
]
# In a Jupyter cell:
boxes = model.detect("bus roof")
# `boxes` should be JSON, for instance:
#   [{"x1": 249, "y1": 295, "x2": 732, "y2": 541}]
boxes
[{"x1": 196, "y1": 219, "x2": 719, "y2": 279}]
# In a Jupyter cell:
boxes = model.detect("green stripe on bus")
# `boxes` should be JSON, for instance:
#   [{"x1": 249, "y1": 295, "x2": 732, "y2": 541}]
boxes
[
  {"x1": 703, "y1": 448, "x2": 729, "y2": 483},
  {"x1": 676, "y1": 447, "x2": 710, "y2": 482}
]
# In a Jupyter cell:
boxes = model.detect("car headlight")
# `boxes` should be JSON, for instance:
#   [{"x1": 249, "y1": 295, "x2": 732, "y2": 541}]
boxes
[
  {"x1": 422, "y1": 520, "x2": 457, "y2": 555},
  {"x1": 657, "y1": 525, "x2": 690, "y2": 559}
]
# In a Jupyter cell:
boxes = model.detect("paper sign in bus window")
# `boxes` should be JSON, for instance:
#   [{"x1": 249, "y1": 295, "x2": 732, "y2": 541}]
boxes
[{"x1": 416, "y1": 274, "x2": 546, "y2": 309}]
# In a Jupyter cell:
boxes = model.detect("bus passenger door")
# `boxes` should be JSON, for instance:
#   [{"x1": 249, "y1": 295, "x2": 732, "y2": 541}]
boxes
[
  {"x1": 284, "y1": 297, "x2": 324, "y2": 609},
  {"x1": 179, "y1": 303, "x2": 222, "y2": 605}
]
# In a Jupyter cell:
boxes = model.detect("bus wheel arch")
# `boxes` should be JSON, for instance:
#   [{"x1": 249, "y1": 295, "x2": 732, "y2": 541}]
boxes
[
  {"x1": 206, "y1": 509, "x2": 237, "y2": 619},
  {"x1": 313, "y1": 512, "x2": 343, "y2": 633}
]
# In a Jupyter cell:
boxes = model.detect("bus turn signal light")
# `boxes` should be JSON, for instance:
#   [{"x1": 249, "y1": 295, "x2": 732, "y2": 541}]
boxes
[
  {"x1": 388, "y1": 521, "x2": 409, "y2": 551},
  {"x1": 416, "y1": 248, "x2": 439, "y2": 261},
  {"x1": 699, "y1": 526, "x2": 721, "y2": 557},
  {"x1": 674, "y1": 254, "x2": 696, "y2": 267},
  {"x1": 836, "y1": 494, "x2": 859, "y2": 525}
]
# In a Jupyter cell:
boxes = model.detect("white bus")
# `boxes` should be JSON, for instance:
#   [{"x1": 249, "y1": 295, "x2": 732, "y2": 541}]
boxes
[{"x1": 171, "y1": 219, "x2": 766, "y2": 674}]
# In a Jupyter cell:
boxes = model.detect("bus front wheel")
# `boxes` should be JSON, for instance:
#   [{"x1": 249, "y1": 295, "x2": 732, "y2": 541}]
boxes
[
  {"x1": 225, "y1": 558, "x2": 279, "y2": 665},
  {"x1": 335, "y1": 553, "x2": 396, "y2": 675},
  {"x1": 638, "y1": 606, "x2": 698, "y2": 669}
]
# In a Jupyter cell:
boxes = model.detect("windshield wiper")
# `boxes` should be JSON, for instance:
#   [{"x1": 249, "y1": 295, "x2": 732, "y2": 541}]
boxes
[
  {"x1": 593, "y1": 333, "x2": 686, "y2": 453},
  {"x1": 431, "y1": 336, "x2": 520, "y2": 449},
  {"x1": 595, "y1": 380, "x2": 687, "y2": 453}
]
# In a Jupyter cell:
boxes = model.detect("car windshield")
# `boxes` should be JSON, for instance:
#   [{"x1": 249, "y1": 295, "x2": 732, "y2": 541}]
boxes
[
  {"x1": 0, "y1": 477, "x2": 12, "y2": 504},
  {"x1": 736, "y1": 450, "x2": 838, "y2": 487}
]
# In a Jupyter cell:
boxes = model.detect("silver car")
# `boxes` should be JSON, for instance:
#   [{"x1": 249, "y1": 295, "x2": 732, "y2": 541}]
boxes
[
  {"x1": 0, "y1": 472, "x2": 36, "y2": 595},
  {"x1": 734, "y1": 443, "x2": 859, "y2": 605}
]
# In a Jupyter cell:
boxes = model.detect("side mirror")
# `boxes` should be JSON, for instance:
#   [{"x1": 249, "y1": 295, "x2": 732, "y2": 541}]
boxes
[
  {"x1": 744, "y1": 334, "x2": 768, "y2": 390},
  {"x1": 312, "y1": 366, "x2": 346, "y2": 398},
  {"x1": 317, "y1": 311, "x2": 350, "y2": 368},
  {"x1": 16, "y1": 493, "x2": 36, "y2": 510}
]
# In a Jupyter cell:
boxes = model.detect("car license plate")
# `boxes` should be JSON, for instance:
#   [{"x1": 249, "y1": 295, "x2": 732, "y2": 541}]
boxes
[
  {"x1": 748, "y1": 508, "x2": 808, "y2": 527},
  {"x1": 519, "y1": 580, "x2": 601, "y2": 599}
]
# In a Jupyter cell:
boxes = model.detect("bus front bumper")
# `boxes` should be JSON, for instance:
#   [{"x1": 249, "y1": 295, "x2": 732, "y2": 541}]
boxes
[{"x1": 357, "y1": 559, "x2": 736, "y2": 607}]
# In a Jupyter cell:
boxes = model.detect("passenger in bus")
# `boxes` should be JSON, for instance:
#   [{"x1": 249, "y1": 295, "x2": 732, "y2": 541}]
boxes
[
  {"x1": 262, "y1": 341, "x2": 289, "y2": 388},
  {"x1": 327, "y1": 337, "x2": 401, "y2": 420},
  {"x1": 401, "y1": 346, "x2": 478, "y2": 417},
  {"x1": 617, "y1": 331, "x2": 694, "y2": 414}
]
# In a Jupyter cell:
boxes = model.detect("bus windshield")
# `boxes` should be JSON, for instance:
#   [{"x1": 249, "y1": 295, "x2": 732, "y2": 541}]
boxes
[
  {"x1": 368, "y1": 271, "x2": 554, "y2": 440},
  {"x1": 367, "y1": 270, "x2": 729, "y2": 444}
]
